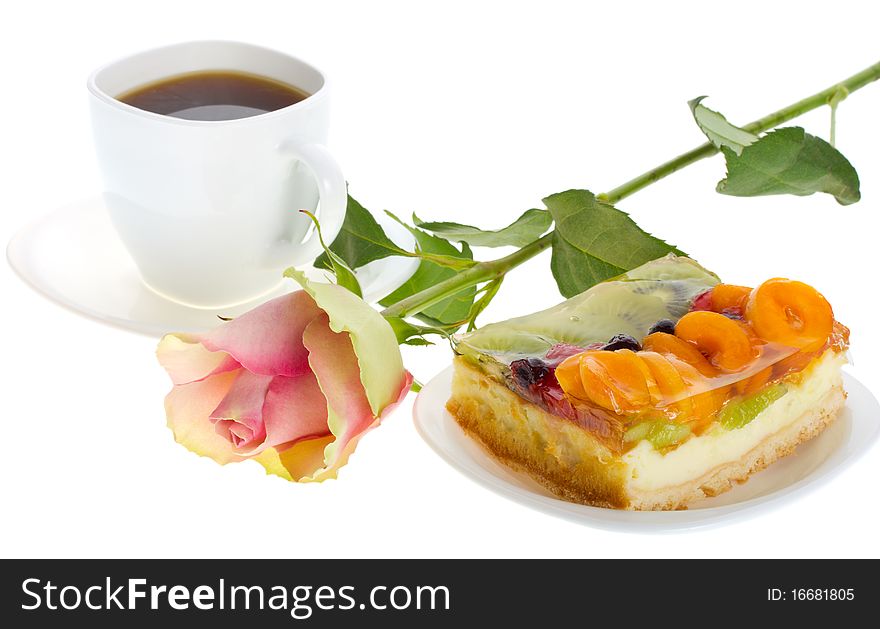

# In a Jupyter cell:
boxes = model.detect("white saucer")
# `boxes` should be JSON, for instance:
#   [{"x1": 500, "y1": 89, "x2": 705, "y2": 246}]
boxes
[
  {"x1": 414, "y1": 367, "x2": 879, "y2": 532},
  {"x1": 6, "y1": 197, "x2": 419, "y2": 336}
]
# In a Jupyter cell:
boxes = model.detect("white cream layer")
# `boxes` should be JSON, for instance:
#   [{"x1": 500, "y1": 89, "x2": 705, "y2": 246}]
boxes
[{"x1": 622, "y1": 351, "x2": 846, "y2": 492}]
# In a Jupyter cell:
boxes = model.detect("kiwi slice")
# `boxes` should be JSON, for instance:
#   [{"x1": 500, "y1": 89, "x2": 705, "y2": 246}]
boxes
[
  {"x1": 718, "y1": 384, "x2": 787, "y2": 430},
  {"x1": 457, "y1": 255, "x2": 719, "y2": 361},
  {"x1": 623, "y1": 420, "x2": 654, "y2": 444},
  {"x1": 624, "y1": 419, "x2": 693, "y2": 450},
  {"x1": 628, "y1": 281, "x2": 696, "y2": 319},
  {"x1": 617, "y1": 253, "x2": 721, "y2": 283}
]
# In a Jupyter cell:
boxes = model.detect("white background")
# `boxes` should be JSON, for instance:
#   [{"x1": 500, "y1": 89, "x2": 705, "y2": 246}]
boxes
[{"x1": 2, "y1": 0, "x2": 878, "y2": 558}]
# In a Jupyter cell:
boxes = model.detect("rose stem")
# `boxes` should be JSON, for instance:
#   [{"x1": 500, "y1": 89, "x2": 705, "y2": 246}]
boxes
[{"x1": 380, "y1": 60, "x2": 880, "y2": 320}]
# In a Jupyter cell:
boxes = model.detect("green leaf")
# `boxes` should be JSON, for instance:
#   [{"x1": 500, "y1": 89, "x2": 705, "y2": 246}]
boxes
[
  {"x1": 466, "y1": 277, "x2": 504, "y2": 331},
  {"x1": 384, "y1": 316, "x2": 443, "y2": 346},
  {"x1": 403, "y1": 338, "x2": 433, "y2": 346},
  {"x1": 315, "y1": 194, "x2": 404, "y2": 270},
  {"x1": 301, "y1": 211, "x2": 362, "y2": 297},
  {"x1": 545, "y1": 189, "x2": 685, "y2": 297},
  {"x1": 717, "y1": 127, "x2": 860, "y2": 205},
  {"x1": 324, "y1": 256, "x2": 362, "y2": 297},
  {"x1": 379, "y1": 229, "x2": 476, "y2": 325},
  {"x1": 412, "y1": 208, "x2": 552, "y2": 247},
  {"x1": 689, "y1": 96, "x2": 757, "y2": 156},
  {"x1": 688, "y1": 100, "x2": 861, "y2": 205},
  {"x1": 385, "y1": 316, "x2": 422, "y2": 345},
  {"x1": 383, "y1": 212, "x2": 477, "y2": 270}
]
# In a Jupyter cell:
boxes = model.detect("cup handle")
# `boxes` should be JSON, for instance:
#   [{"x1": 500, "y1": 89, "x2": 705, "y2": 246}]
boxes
[{"x1": 273, "y1": 137, "x2": 347, "y2": 267}]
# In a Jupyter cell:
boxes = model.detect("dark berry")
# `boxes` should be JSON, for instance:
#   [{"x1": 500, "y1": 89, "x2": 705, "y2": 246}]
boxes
[
  {"x1": 691, "y1": 289, "x2": 713, "y2": 311},
  {"x1": 721, "y1": 307, "x2": 743, "y2": 320},
  {"x1": 602, "y1": 333, "x2": 641, "y2": 352},
  {"x1": 648, "y1": 319, "x2": 676, "y2": 335},
  {"x1": 510, "y1": 358, "x2": 550, "y2": 389}
]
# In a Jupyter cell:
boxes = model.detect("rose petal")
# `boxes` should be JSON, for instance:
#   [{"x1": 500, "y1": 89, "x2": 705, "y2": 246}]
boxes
[
  {"x1": 285, "y1": 269, "x2": 409, "y2": 415},
  {"x1": 304, "y1": 371, "x2": 412, "y2": 482},
  {"x1": 258, "y1": 375, "x2": 411, "y2": 482},
  {"x1": 302, "y1": 314, "x2": 373, "y2": 472},
  {"x1": 200, "y1": 291, "x2": 322, "y2": 377},
  {"x1": 262, "y1": 373, "x2": 332, "y2": 448},
  {"x1": 209, "y1": 370, "x2": 273, "y2": 455},
  {"x1": 164, "y1": 370, "x2": 243, "y2": 465},
  {"x1": 253, "y1": 436, "x2": 335, "y2": 482},
  {"x1": 157, "y1": 333, "x2": 241, "y2": 385},
  {"x1": 257, "y1": 313, "x2": 411, "y2": 481}
]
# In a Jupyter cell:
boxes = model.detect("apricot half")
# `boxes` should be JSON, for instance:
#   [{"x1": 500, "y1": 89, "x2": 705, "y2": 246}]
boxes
[
  {"x1": 557, "y1": 350, "x2": 656, "y2": 413},
  {"x1": 642, "y1": 332, "x2": 717, "y2": 377},
  {"x1": 675, "y1": 311, "x2": 756, "y2": 372},
  {"x1": 710, "y1": 284, "x2": 752, "y2": 312},
  {"x1": 745, "y1": 278, "x2": 833, "y2": 352},
  {"x1": 639, "y1": 351, "x2": 693, "y2": 417},
  {"x1": 672, "y1": 359, "x2": 729, "y2": 425},
  {"x1": 555, "y1": 354, "x2": 589, "y2": 401},
  {"x1": 579, "y1": 350, "x2": 656, "y2": 413}
]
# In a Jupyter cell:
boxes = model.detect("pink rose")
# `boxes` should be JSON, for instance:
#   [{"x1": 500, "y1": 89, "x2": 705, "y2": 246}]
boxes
[{"x1": 156, "y1": 271, "x2": 412, "y2": 481}]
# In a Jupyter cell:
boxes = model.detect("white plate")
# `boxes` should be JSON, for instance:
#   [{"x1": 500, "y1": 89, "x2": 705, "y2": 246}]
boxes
[
  {"x1": 414, "y1": 367, "x2": 879, "y2": 532},
  {"x1": 6, "y1": 197, "x2": 419, "y2": 337}
]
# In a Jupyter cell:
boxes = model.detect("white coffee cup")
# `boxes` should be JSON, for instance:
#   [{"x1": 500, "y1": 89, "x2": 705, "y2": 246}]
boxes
[{"x1": 88, "y1": 41, "x2": 346, "y2": 308}]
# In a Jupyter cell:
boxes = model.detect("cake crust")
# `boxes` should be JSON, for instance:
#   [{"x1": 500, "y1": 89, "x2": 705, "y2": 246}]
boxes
[{"x1": 447, "y1": 357, "x2": 846, "y2": 510}]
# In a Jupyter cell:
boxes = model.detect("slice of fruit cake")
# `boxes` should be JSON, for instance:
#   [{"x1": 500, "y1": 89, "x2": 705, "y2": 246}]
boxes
[{"x1": 446, "y1": 255, "x2": 849, "y2": 510}]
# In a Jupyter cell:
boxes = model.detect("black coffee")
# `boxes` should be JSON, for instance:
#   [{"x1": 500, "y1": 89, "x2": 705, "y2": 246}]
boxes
[{"x1": 117, "y1": 70, "x2": 310, "y2": 121}]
